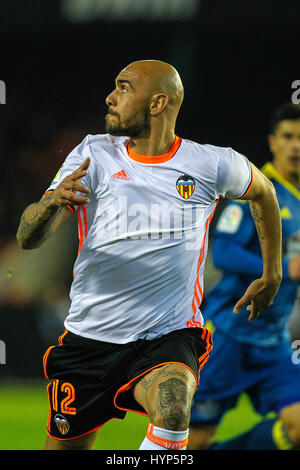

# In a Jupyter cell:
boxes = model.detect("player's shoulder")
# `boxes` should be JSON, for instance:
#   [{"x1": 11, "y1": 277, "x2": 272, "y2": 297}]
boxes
[{"x1": 182, "y1": 138, "x2": 235, "y2": 161}]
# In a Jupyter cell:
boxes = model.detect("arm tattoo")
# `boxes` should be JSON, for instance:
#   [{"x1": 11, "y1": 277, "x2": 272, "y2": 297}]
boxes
[
  {"x1": 250, "y1": 202, "x2": 265, "y2": 241},
  {"x1": 16, "y1": 194, "x2": 58, "y2": 249}
]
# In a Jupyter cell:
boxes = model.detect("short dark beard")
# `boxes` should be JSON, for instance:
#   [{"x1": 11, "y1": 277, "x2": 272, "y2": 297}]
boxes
[{"x1": 106, "y1": 107, "x2": 151, "y2": 139}]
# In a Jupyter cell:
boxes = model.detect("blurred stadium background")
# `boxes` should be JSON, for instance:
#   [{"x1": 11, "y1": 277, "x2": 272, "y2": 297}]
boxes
[{"x1": 0, "y1": 0, "x2": 299, "y2": 450}]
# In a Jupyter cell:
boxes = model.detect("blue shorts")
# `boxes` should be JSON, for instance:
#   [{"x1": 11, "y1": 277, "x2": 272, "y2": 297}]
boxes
[{"x1": 191, "y1": 328, "x2": 300, "y2": 425}]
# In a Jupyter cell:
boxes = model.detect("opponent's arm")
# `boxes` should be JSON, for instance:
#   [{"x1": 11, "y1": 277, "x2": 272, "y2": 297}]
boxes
[
  {"x1": 233, "y1": 163, "x2": 282, "y2": 321},
  {"x1": 16, "y1": 158, "x2": 91, "y2": 250}
]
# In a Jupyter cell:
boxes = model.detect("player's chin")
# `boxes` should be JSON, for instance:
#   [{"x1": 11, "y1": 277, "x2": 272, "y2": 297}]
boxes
[{"x1": 105, "y1": 123, "x2": 126, "y2": 137}]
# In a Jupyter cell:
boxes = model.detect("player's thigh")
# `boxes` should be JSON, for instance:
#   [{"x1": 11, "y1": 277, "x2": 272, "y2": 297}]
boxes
[
  {"x1": 187, "y1": 423, "x2": 218, "y2": 450},
  {"x1": 44, "y1": 430, "x2": 98, "y2": 450},
  {"x1": 133, "y1": 363, "x2": 197, "y2": 430},
  {"x1": 279, "y1": 402, "x2": 300, "y2": 446}
]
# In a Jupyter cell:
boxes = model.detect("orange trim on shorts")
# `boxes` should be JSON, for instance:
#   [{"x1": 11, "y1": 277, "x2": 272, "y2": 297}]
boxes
[
  {"x1": 43, "y1": 345, "x2": 55, "y2": 380},
  {"x1": 58, "y1": 328, "x2": 69, "y2": 345},
  {"x1": 197, "y1": 329, "x2": 213, "y2": 381},
  {"x1": 126, "y1": 136, "x2": 182, "y2": 164},
  {"x1": 114, "y1": 361, "x2": 198, "y2": 417},
  {"x1": 43, "y1": 329, "x2": 69, "y2": 380},
  {"x1": 146, "y1": 423, "x2": 188, "y2": 449},
  {"x1": 239, "y1": 165, "x2": 254, "y2": 199}
]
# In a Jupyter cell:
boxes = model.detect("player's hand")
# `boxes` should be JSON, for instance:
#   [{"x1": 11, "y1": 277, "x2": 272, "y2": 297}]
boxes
[
  {"x1": 288, "y1": 254, "x2": 300, "y2": 281},
  {"x1": 233, "y1": 277, "x2": 281, "y2": 322},
  {"x1": 51, "y1": 158, "x2": 91, "y2": 208}
]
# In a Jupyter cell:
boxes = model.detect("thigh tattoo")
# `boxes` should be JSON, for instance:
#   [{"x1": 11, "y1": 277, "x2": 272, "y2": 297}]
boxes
[{"x1": 157, "y1": 378, "x2": 190, "y2": 429}]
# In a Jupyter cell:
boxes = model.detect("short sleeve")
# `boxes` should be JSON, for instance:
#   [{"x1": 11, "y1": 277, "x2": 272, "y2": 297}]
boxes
[
  {"x1": 42, "y1": 135, "x2": 91, "y2": 212},
  {"x1": 216, "y1": 148, "x2": 253, "y2": 199}
]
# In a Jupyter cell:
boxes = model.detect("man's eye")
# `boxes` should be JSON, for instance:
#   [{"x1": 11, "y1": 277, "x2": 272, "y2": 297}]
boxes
[{"x1": 121, "y1": 86, "x2": 128, "y2": 93}]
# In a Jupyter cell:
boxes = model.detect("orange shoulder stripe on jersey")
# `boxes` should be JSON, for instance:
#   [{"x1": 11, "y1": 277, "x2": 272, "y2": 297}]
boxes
[
  {"x1": 77, "y1": 206, "x2": 88, "y2": 255},
  {"x1": 188, "y1": 201, "x2": 219, "y2": 328},
  {"x1": 126, "y1": 136, "x2": 182, "y2": 164},
  {"x1": 77, "y1": 208, "x2": 84, "y2": 254},
  {"x1": 114, "y1": 361, "x2": 198, "y2": 416},
  {"x1": 82, "y1": 206, "x2": 88, "y2": 237},
  {"x1": 239, "y1": 164, "x2": 254, "y2": 199},
  {"x1": 146, "y1": 424, "x2": 189, "y2": 449}
]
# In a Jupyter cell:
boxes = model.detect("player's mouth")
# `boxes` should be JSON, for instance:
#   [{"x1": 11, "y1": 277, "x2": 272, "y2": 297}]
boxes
[
  {"x1": 106, "y1": 109, "x2": 120, "y2": 119},
  {"x1": 288, "y1": 156, "x2": 300, "y2": 166}
]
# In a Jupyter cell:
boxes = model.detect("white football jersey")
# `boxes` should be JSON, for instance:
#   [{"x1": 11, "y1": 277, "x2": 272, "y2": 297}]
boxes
[{"x1": 44, "y1": 134, "x2": 252, "y2": 343}]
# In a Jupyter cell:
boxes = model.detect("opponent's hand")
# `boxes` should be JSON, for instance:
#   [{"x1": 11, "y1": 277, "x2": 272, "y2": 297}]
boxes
[
  {"x1": 51, "y1": 158, "x2": 91, "y2": 208},
  {"x1": 233, "y1": 276, "x2": 281, "y2": 322}
]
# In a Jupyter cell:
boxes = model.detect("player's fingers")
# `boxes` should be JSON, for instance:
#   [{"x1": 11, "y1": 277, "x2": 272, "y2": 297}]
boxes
[
  {"x1": 76, "y1": 157, "x2": 91, "y2": 174},
  {"x1": 61, "y1": 190, "x2": 90, "y2": 205},
  {"x1": 70, "y1": 158, "x2": 91, "y2": 181},
  {"x1": 70, "y1": 182, "x2": 91, "y2": 195},
  {"x1": 248, "y1": 303, "x2": 260, "y2": 322},
  {"x1": 233, "y1": 295, "x2": 251, "y2": 314}
]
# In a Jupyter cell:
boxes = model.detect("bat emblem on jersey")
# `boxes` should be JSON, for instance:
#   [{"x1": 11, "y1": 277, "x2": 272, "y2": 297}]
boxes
[
  {"x1": 176, "y1": 174, "x2": 195, "y2": 199},
  {"x1": 54, "y1": 414, "x2": 70, "y2": 435}
]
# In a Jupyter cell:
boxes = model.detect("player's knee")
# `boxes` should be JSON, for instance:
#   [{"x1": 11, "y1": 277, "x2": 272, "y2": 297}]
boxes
[{"x1": 154, "y1": 400, "x2": 191, "y2": 431}]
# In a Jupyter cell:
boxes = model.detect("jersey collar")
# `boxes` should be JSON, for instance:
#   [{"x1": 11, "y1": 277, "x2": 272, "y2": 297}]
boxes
[{"x1": 126, "y1": 136, "x2": 182, "y2": 164}]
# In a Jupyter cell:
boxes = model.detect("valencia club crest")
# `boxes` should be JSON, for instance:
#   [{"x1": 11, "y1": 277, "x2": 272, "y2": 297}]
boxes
[{"x1": 176, "y1": 174, "x2": 195, "y2": 199}]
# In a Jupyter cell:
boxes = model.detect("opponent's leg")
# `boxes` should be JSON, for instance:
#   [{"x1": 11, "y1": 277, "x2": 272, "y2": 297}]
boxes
[
  {"x1": 44, "y1": 430, "x2": 98, "y2": 450},
  {"x1": 134, "y1": 363, "x2": 197, "y2": 450},
  {"x1": 279, "y1": 402, "x2": 300, "y2": 448},
  {"x1": 211, "y1": 403, "x2": 300, "y2": 450},
  {"x1": 187, "y1": 424, "x2": 217, "y2": 450}
]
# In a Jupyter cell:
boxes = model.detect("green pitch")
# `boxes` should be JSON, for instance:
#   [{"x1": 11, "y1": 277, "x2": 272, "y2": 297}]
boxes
[{"x1": 0, "y1": 382, "x2": 271, "y2": 450}]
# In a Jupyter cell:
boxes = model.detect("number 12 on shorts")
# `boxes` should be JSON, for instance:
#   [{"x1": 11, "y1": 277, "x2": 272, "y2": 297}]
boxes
[{"x1": 49, "y1": 380, "x2": 77, "y2": 415}]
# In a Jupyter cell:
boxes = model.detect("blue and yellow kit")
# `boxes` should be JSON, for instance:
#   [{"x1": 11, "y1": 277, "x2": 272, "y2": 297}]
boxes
[{"x1": 191, "y1": 162, "x2": 300, "y2": 424}]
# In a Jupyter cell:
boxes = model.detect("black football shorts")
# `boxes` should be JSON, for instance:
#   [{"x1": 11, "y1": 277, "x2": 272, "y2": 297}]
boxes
[{"x1": 43, "y1": 327, "x2": 213, "y2": 440}]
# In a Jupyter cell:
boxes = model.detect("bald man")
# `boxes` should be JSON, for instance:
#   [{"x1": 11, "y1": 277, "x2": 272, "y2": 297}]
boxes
[{"x1": 16, "y1": 60, "x2": 282, "y2": 450}]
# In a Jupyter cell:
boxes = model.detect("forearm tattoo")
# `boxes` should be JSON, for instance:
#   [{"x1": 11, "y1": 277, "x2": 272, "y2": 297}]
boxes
[
  {"x1": 250, "y1": 202, "x2": 265, "y2": 241},
  {"x1": 16, "y1": 194, "x2": 58, "y2": 248}
]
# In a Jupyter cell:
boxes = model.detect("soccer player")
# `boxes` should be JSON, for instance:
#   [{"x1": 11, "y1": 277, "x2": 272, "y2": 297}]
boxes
[
  {"x1": 16, "y1": 60, "x2": 282, "y2": 451},
  {"x1": 188, "y1": 103, "x2": 300, "y2": 450}
]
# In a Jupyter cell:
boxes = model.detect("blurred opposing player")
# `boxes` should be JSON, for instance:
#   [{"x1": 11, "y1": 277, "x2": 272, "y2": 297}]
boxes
[
  {"x1": 16, "y1": 60, "x2": 282, "y2": 451},
  {"x1": 188, "y1": 103, "x2": 300, "y2": 450}
]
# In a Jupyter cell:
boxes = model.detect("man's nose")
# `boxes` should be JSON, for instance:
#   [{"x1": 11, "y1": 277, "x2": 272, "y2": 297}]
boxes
[
  {"x1": 106, "y1": 90, "x2": 117, "y2": 107},
  {"x1": 291, "y1": 137, "x2": 300, "y2": 152}
]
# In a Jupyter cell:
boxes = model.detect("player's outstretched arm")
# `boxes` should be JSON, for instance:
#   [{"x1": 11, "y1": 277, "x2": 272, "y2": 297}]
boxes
[
  {"x1": 16, "y1": 158, "x2": 91, "y2": 250},
  {"x1": 233, "y1": 163, "x2": 282, "y2": 321}
]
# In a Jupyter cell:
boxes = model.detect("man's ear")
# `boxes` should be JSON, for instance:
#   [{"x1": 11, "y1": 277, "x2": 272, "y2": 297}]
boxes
[
  {"x1": 149, "y1": 94, "x2": 169, "y2": 116},
  {"x1": 268, "y1": 133, "x2": 275, "y2": 153}
]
